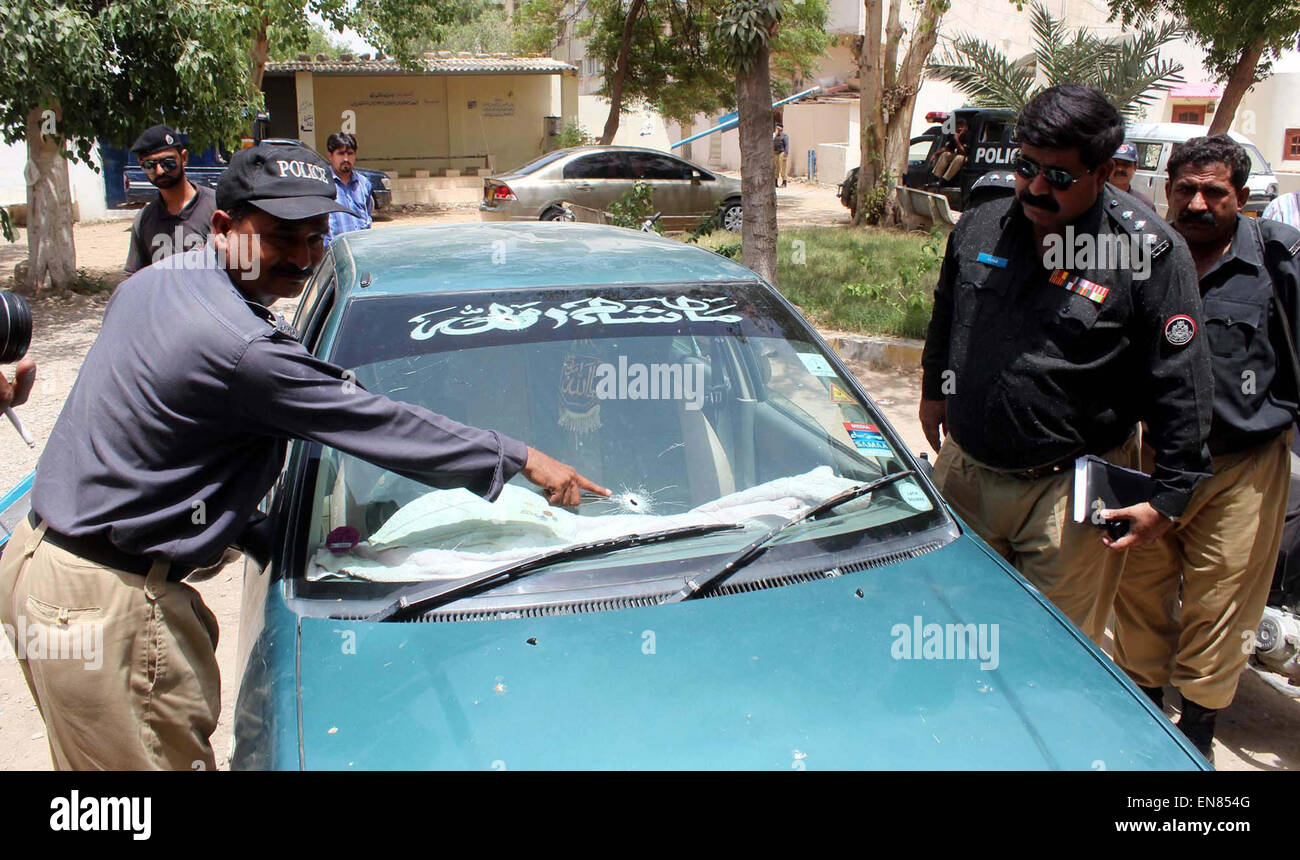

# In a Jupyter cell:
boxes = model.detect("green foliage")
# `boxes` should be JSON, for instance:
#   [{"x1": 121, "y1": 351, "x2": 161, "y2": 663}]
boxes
[
  {"x1": 267, "y1": 20, "x2": 350, "y2": 61},
  {"x1": 696, "y1": 226, "x2": 948, "y2": 338},
  {"x1": 0, "y1": 208, "x2": 13, "y2": 243},
  {"x1": 608, "y1": 181, "x2": 663, "y2": 232},
  {"x1": 1108, "y1": 0, "x2": 1300, "y2": 87},
  {"x1": 927, "y1": 1, "x2": 1186, "y2": 116},
  {"x1": 715, "y1": 0, "x2": 782, "y2": 76},
  {"x1": 0, "y1": 0, "x2": 259, "y2": 160},
  {"x1": 515, "y1": 0, "x2": 829, "y2": 125},
  {"x1": 421, "y1": 0, "x2": 513, "y2": 53},
  {"x1": 555, "y1": 119, "x2": 595, "y2": 148}
]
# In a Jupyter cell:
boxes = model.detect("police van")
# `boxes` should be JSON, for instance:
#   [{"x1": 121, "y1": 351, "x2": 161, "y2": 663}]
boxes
[
  {"x1": 839, "y1": 108, "x2": 1020, "y2": 218},
  {"x1": 1124, "y1": 122, "x2": 1279, "y2": 218}
]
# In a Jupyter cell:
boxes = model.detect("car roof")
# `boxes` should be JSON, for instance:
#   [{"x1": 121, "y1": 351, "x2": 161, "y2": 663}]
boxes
[
  {"x1": 1125, "y1": 122, "x2": 1260, "y2": 148},
  {"x1": 334, "y1": 222, "x2": 761, "y2": 297}
]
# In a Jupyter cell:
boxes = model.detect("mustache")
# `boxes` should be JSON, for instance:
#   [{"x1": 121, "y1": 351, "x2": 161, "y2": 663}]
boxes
[
  {"x1": 1018, "y1": 190, "x2": 1059, "y2": 213},
  {"x1": 269, "y1": 264, "x2": 312, "y2": 281},
  {"x1": 150, "y1": 172, "x2": 183, "y2": 189},
  {"x1": 1176, "y1": 209, "x2": 1218, "y2": 227}
]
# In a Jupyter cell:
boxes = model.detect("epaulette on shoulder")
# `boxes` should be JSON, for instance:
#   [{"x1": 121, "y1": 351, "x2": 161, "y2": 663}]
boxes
[
  {"x1": 1104, "y1": 194, "x2": 1171, "y2": 258},
  {"x1": 1259, "y1": 217, "x2": 1300, "y2": 258}
]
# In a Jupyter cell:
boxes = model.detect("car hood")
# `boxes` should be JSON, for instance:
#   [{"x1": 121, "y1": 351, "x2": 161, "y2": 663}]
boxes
[{"x1": 296, "y1": 535, "x2": 1202, "y2": 770}]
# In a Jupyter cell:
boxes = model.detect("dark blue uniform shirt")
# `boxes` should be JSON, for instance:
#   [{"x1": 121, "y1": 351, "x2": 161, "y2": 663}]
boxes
[
  {"x1": 33, "y1": 246, "x2": 528, "y2": 567},
  {"x1": 1198, "y1": 214, "x2": 1300, "y2": 455},
  {"x1": 922, "y1": 189, "x2": 1214, "y2": 518}
]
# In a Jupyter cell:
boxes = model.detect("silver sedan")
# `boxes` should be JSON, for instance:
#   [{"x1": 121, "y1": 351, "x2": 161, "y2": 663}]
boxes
[{"x1": 479, "y1": 145, "x2": 744, "y2": 232}]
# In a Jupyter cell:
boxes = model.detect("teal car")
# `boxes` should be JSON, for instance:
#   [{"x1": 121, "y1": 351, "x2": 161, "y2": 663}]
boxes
[{"x1": 231, "y1": 223, "x2": 1208, "y2": 770}]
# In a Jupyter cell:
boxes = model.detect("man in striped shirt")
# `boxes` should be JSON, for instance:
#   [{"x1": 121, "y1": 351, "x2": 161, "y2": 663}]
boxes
[
  {"x1": 1263, "y1": 190, "x2": 1300, "y2": 230},
  {"x1": 324, "y1": 132, "x2": 373, "y2": 246}
]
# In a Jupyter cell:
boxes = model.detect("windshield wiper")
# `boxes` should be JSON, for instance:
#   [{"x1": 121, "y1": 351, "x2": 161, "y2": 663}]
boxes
[
  {"x1": 366, "y1": 522, "x2": 743, "y2": 622},
  {"x1": 663, "y1": 470, "x2": 916, "y2": 604}
]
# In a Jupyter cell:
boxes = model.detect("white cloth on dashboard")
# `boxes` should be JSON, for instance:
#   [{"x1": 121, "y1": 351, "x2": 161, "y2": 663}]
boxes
[{"x1": 309, "y1": 466, "x2": 861, "y2": 582}]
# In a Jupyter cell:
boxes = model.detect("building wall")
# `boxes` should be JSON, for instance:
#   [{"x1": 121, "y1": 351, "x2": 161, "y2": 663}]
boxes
[
  {"x1": 0, "y1": 140, "x2": 116, "y2": 221},
  {"x1": 304, "y1": 72, "x2": 564, "y2": 175}
]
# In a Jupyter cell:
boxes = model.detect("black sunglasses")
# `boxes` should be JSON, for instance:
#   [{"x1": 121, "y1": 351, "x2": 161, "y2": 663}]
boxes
[
  {"x1": 140, "y1": 156, "x2": 179, "y2": 173},
  {"x1": 1013, "y1": 155, "x2": 1094, "y2": 191}
]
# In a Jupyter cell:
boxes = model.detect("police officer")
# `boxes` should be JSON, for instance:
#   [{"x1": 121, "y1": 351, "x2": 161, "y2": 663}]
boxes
[
  {"x1": 0, "y1": 143, "x2": 607, "y2": 770},
  {"x1": 123, "y1": 125, "x2": 217, "y2": 274},
  {"x1": 1112, "y1": 135, "x2": 1300, "y2": 762},
  {"x1": 1110, "y1": 142, "x2": 1156, "y2": 212},
  {"x1": 920, "y1": 85, "x2": 1213, "y2": 645}
]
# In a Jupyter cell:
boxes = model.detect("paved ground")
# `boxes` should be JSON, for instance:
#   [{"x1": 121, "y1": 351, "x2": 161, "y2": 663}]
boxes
[{"x1": 1, "y1": 191, "x2": 1297, "y2": 770}]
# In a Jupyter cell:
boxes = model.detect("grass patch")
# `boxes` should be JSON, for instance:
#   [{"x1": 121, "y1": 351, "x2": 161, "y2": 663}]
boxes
[{"x1": 694, "y1": 225, "x2": 947, "y2": 339}]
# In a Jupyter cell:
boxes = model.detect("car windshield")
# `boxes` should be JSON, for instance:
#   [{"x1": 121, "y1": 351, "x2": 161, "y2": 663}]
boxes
[
  {"x1": 1241, "y1": 142, "x2": 1271, "y2": 175},
  {"x1": 300, "y1": 283, "x2": 945, "y2": 590}
]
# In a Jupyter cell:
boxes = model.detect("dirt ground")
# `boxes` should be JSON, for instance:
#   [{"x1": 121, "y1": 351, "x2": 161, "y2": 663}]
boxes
[{"x1": 1, "y1": 189, "x2": 1297, "y2": 771}]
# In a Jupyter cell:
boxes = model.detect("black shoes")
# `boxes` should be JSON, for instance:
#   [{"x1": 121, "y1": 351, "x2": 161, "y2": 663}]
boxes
[{"x1": 1176, "y1": 697, "x2": 1218, "y2": 763}]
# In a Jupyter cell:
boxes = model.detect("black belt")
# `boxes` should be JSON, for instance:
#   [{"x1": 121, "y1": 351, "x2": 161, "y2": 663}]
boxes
[
  {"x1": 1003, "y1": 459, "x2": 1075, "y2": 481},
  {"x1": 27, "y1": 510, "x2": 166, "y2": 576}
]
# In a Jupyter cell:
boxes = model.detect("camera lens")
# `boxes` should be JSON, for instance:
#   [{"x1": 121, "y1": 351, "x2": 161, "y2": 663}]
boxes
[{"x1": 0, "y1": 290, "x2": 33, "y2": 364}]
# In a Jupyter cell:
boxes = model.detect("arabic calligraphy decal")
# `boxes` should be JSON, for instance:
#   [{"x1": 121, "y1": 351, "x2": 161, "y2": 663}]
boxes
[{"x1": 408, "y1": 296, "x2": 743, "y2": 341}]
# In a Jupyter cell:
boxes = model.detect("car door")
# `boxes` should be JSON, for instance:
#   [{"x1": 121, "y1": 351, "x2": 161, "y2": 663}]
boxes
[
  {"x1": 563, "y1": 151, "x2": 634, "y2": 217},
  {"x1": 1131, "y1": 140, "x2": 1167, "y2": 216},
  {"x1": 628, "y1": 151, "x2": 707, "y2": 230}
]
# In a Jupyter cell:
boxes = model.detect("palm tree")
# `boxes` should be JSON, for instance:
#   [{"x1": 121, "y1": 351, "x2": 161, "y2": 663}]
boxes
[{"x1": 925, "y1": 2, "x2": 1185, "y2": 116}]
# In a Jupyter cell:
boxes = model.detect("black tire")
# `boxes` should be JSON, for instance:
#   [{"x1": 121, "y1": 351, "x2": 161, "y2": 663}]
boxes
[{"x1": 541, "y1": 206, "x2": 570, "y2": 222}]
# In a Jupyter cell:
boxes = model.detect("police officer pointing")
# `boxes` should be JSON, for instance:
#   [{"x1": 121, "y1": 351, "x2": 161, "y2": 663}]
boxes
[
  {"x1": 920, "y1": 85, "x2": 1214, "y2": 644},
  {"x1": 0, "y1": 144, "x2": 607, "y2": 770},
  {"x1": 1113, "y1": 135, "x2": 1300, "y2": 762}
]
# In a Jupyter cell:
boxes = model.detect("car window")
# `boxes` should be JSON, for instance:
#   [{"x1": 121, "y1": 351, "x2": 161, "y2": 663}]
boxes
[
  {"x1": 508, "y1": 149, "x2": 570, "y2": 176},
  {"x1": 1241, "y1": 143, "x2": 1271, "y2": 175},
  {"x1": 908, "y1": 138, "x2": 934, "y2": 161},
  {"x1": 292, "y1": 251, "x2": 335, "y2": 330},
  {"x1": 629, "y1": 153, "x2": 693, "y2": 180},
  {"x1": 979, "y1": 121, "x2": 1007, "y2": 143},
  {"x1": 564, "y1": 152, "x2": 631, "y2": 179},
  {"x1": 1135, "y1": 142, "x2": 1163, "y2": 171},
  {"x1": 301, "y1": 285, "x2": 943, "y2": 594}
]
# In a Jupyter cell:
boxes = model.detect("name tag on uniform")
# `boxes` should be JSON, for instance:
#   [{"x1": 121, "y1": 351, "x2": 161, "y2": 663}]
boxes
[
  {"x1": 1049, "y1": 269, "x2": 1110, "y2": 304},
  {"x1": 977, "y1": 252, "x2": 1009, "y2": 268}
]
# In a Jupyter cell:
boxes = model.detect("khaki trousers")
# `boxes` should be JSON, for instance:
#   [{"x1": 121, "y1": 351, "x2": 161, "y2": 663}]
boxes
[
  {"x1": 773, "y1": 152, "x2": 787, "y2": 183},
  {"x1": 1113, "y1": 431, "x2": 1291, "y2": 710},
  {"x1": 0, "y1": 517, "x2": 220, "y2": 770},
  {"x1": 933, "y1": 436, "x2": 1138, "y2": 644}
]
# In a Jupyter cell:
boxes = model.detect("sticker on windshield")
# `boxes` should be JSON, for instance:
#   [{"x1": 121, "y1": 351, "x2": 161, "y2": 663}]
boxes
[
  {"x1": 797, "y1": 352, "x2": 837, "y2": 377},
  {"x1": 828, "y1": 381, "x2": 857, "y2": 404},
  {"x1": 897, "y1": 480, "x2": 933, "y2": 511},
  {"x1": 408, "y1": 296, "x2": 743, "y2": 341},
  {"x1": 843, "y1": 422, "x2": 892, "y2": 455}
]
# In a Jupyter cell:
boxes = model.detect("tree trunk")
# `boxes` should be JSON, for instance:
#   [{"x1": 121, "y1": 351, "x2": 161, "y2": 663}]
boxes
[
  {"x1": 1208, "y1": 36, "x2": 1266, "y2": 136},
  {"x1": 250, "y1": 19, "x2": 270, "y2": 94},
  {"x1": 20, "y1": 107, "x2": 77, "y2": 295},
  {"x1": 854, "y1": 0, "x2": 885, "y2": 226},
  {"x1": 250, "y1": 17, "x2": 271, "y2": 93},
  {"x1": 881, "y1": 0, "x2": 947, "y2": 225},
  {"x1": 736, "y1": 39, "x2": 777, "y2": 285},
  {"x1": 599, "y1": 0, "x2": 647, "y2": 145}
]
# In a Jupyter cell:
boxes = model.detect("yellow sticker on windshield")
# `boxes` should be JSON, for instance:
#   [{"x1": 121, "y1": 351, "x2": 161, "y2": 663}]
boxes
[{"x1": 829, "y1": 382, "x2": 857, "y2": 405}]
